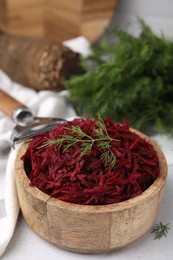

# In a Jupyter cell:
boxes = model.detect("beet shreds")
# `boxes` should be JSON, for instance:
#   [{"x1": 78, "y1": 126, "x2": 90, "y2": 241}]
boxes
[{"x1": 21, "y1": 117, "x2": 160, "y2": 205}]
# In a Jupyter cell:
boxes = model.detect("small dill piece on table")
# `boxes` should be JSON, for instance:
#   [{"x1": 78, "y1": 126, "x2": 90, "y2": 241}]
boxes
[
  {"x1": 41, "y1": 115, "x2": 120, "y2": 168},
  {"x1": 151, "y1": 222, "x2": 170, "y2": 239}
]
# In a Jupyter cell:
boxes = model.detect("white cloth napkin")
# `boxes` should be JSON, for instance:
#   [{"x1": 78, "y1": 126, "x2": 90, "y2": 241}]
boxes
[{"x1": 0, "y1": 36, "x2": 91, "y2": 258}]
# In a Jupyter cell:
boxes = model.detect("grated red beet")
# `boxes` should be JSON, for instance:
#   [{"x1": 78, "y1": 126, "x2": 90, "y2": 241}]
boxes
[{"x1": 21, "y1": 117, "x2": 160, "y2": 205}]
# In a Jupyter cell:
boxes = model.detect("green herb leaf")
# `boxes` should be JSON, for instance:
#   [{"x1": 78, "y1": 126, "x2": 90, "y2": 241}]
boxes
[
  {"x1": 65, "y1": 19, "x2": 173, "y2": 135},
  {"x1": 101, "y1": 149, "x2": 117, "y2": 168},
  {"x1": 151, "y1": 222, "x2": 170, "y2": 239},
  {"x1": 41, "y1": 115, "x2": 120, "y2": 168},
  {"x1": 80, "y1": 142, "x2": 93, "y2": 156}
]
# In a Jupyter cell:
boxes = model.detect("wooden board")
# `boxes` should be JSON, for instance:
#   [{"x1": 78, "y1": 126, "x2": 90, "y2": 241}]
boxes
[
  {"x1": 0, "y1": 0, "x2": 117, "y2": 42},
  {"x1": 0, "y1": 0, "x2": 44, "y2": 38}
]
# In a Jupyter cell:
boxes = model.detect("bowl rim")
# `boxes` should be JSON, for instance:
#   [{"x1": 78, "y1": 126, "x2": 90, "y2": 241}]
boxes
[{"x1": 15, "y1": 129, "x2": 168, "y2": 214}]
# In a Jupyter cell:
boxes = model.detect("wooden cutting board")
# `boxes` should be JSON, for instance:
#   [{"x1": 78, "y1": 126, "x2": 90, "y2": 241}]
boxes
[{"x1": 0, "y1": 0, "x2": 117, "y2": 42}]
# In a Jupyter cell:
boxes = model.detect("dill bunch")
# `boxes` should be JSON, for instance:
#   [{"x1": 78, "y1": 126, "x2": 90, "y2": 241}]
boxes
[{"x1": 65, "y1": 19, "x2": 173, "y2": 134}]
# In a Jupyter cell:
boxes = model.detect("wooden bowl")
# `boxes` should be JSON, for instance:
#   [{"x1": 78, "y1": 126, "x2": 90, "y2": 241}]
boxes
[{"x1": 15, "y1": 130, "x2": 167, "y2": 254}]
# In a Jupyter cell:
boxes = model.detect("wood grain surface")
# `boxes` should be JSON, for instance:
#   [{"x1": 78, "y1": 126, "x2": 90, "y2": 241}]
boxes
[
  {"x1": 0, "y1": 0, "x2": 117, "y2": 42},
  {"x1": 0, "y1": 89, "x2": 23, "y2": 117}
]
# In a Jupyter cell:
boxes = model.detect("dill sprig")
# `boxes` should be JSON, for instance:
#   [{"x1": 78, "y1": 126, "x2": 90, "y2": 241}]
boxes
[
  {"x1": 151, "y1": 222, "x2": 170, "y2": 240},
  {"x1": 41, "y1": 115, "x2": 120, "y2": 168}
]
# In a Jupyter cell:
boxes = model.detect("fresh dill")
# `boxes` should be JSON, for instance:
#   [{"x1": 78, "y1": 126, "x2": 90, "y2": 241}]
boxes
[
  {"x1": 65, "y1": 19, "x2": 173, "y2": 135},
  {"x1": 151, "y1": 222, "x2": 170, "y2": 240},
  {"x1": 41, "y1": 115, "x2": 120, "y2": 168}
]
